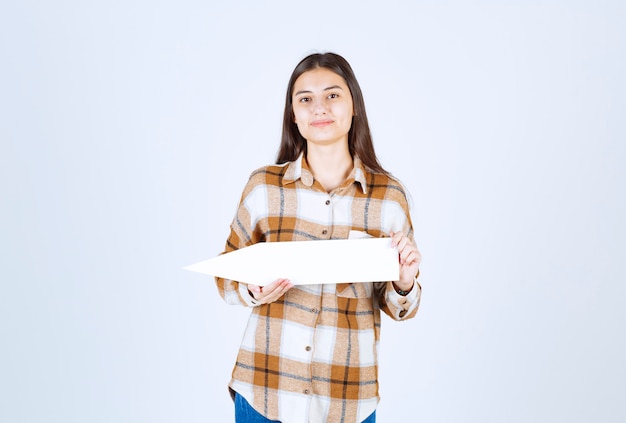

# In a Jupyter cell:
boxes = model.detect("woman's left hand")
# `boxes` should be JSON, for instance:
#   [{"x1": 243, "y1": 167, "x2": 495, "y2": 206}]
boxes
[{"x1": 390, "y1": 231, "x2": 421, "y2": 291}]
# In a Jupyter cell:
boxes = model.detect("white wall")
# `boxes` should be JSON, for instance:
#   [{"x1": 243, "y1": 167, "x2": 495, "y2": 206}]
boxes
[{"x1": 1, "y1": 1, "x2": 624, "y2": 422}]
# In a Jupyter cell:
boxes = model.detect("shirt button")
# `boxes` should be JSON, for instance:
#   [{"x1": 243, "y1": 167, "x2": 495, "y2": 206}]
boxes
[
  {"x1": 304, "y1": 389, "x2": 310, "y2": 395},
  {"x1": 305, "y1": 346, "x2": 311, "y2": 351},
  {"x1": 311, "y1": 307, "x2": 318, "y2": 313},
  {"x1": 322, "y1": 229, "x2": 327, "y2": 235},
  {"x1": 325, "y1": 199, "x2": 330, "y2": 205}
]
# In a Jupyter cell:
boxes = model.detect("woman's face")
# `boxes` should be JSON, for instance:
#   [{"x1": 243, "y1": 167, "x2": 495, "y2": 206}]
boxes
[{"x1": 292, "y1": 67, "x2": 354, "y2": 149}]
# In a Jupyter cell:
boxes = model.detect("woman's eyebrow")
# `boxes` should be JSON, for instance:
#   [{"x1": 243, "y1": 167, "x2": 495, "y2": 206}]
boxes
[{"x1": 294, "y1": 85, "x2": 344, "y2": 96}]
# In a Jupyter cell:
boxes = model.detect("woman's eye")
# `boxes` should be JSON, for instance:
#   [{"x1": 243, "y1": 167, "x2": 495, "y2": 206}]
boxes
[
  {"x1": 328, "y1": 93, "x2": 339, "y2": 99},
  {"x1": 298, "y1": 97, "x2": 311, "y2": 103}
]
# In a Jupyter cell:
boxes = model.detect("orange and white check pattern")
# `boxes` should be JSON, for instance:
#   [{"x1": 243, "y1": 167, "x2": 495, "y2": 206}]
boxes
[{"x1": 216, "y1": 154, "x2": 421, "y2": 423}]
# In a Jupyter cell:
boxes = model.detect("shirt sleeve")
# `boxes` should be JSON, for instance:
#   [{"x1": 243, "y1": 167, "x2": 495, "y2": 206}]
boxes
[
  {"x1": 382, "y1": 278, "x2": 421, "y2": 320},
  {"x1": 375, "y1": 179, "x2": 422, "y2": 321},
  {"x1": 214, "y1": 174, "x2": 265, "y2": 307}
]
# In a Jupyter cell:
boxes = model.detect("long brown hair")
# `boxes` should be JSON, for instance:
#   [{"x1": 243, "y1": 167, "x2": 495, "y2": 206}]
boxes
[{"x1": 276, "y1": 52, "x2": 388, "y2": 175}]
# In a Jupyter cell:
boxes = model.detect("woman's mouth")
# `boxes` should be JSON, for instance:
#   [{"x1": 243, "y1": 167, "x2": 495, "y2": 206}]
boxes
[{"x1": 311, "y1": 119, "x2": 333, "y2": 127}]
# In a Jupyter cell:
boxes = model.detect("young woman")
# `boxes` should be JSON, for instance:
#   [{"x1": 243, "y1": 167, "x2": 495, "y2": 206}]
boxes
[{"x1": 215, "y1": 52, "x2": 422, "y2": 423}]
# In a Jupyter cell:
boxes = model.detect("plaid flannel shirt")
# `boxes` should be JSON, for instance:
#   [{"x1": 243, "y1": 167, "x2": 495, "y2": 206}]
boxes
[{"x1": 216, "y1": 154, "x2": 421, "y2": 423}]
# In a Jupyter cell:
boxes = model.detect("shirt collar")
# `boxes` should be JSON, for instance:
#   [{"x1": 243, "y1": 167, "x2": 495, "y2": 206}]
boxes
[{"x1": 283, "y1": 152, "x2": 368, "y2": 194}]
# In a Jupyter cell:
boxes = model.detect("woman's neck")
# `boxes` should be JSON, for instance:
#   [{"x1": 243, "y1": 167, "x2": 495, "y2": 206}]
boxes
[{"x1": 306, "y1": 144, "x2": 353, "y2": 193}]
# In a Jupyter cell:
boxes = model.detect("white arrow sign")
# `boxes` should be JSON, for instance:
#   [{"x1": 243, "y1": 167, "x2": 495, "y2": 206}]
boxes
[{"x1": 184, "y1": 237, "x2": 399, "y2": 286}]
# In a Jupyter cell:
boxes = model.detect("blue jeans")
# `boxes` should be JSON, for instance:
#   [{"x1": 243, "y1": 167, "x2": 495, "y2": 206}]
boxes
[{"x1": 234, "y1": 392, "x2": 376, "y2": 422}]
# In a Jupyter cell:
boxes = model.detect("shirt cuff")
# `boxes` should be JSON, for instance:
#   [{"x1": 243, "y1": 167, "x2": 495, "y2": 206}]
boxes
[
  {"x1": 239, "y1": 283, "x2": 260, "y2": 307},
  {"x1": 388, "y1": 277, "x2": 421, "y2": 319}
]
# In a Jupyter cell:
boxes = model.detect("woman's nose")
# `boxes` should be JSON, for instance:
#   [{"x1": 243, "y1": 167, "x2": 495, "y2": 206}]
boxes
[{"x1": 312, "y1": 99, "x2": 327, "y2": 114}]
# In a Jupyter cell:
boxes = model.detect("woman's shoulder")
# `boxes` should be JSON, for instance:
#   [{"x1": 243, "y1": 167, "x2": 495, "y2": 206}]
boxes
[
  {"x1": 372, "y1": 171, "x2": 405, "y2": 188},
  {"x1": 364, "y1": 167, "x2": 406, "y2": 191},
  {"x1": 244, "y1": 162, "x2": 291, "y2": 188},
  {"x1": 366, "y1": 169, "x2": 413, "y2": 207}
]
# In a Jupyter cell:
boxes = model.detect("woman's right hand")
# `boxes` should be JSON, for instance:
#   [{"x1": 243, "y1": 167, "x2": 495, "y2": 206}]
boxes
[{"x1": 248, "y1": 278, "x2": 293, "y2": 304}]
